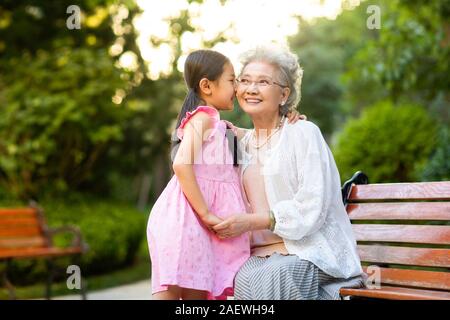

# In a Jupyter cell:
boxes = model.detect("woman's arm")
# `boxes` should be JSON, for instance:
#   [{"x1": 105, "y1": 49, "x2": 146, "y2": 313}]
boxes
[
  {"x1": 213, "y1": 212, "x2": 271, "y2": 239},
  {"x1": 173, "y1": 112, "x2": 223, "y2": 228},
  {"x1": 269, "y1": 123, "x2": 332, "y2": 241}
]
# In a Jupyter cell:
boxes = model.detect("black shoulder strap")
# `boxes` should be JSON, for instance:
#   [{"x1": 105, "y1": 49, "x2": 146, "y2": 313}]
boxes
[{"x1": 225, "y1": 123, "x2": 240, "y2": 167}]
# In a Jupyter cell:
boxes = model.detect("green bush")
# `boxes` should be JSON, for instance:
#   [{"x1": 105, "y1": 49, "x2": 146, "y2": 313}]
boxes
[
  {"x1": 420, "y1": 125, "x2": 450, "y2": 181},
  {"x1": 333, "y1": 101, "x2": 437, "y2": 183},
  {"x1": 2, "y1": 195, "x2": 147, "y2": 285}
]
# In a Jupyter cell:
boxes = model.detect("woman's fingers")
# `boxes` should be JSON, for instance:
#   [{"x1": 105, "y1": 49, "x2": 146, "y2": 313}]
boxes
[
  {"x1": 217, "y1": 232, "x2": 232, "y2": 239},
  {"x1": 286, "y1": 111, "x2": 294, "y2": 123},
  {"x1": 287, "y1": 111, "x2": 304, "y2": 124},
  {"x1": 215, "y1": 226, "x2": 232, "y2": 237},
  {"x1": 212, "y1": 220, "x2": 230, "y2": 231},
  {"x1": 208, "y1": 226, "x2": 217, "y2": 233},
  {"x1": 215, "y1": 230, "x2": 226, "y2": 238}
]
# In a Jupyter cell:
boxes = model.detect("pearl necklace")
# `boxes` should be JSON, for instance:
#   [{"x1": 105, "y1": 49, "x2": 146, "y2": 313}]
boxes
[{"x1": 251, "y1": 116, "x2": 285, "y2": 150}]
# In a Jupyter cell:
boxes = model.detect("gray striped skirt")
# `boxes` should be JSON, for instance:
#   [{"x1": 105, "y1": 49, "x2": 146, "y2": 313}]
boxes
[{"x1": 234, "y1": 253, "x2": 365, "y2": 300}]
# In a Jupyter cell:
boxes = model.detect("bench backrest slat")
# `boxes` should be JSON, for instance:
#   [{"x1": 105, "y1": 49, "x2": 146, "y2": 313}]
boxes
[
  {"x1": 0, "y1": 237, "x2": 47, "y2": 248},
  {"x1": 0, "y1": 208, "x2": 37, "y2": 217},
  {"x1": 0, "y1": 207, "x2": 47, "y2": 250},
  {"x1": 349, "y1": 182, "x2": 450, "y2": 201},
  {"x1": 353, "y1": 224, "x2": 450, "y2": 245},
  {"x1": 345, "y1": 179, "x2": 450, "y2": 293},
  {"x1": 0, "y1": 226, "x2": 42, "y2": 238},
  {"x1": 347, "y1": 202, "x2": 450, "y2": 220},
  {"x1": 358, "y1": 245, "x2": 450, "y2": 268},
  {"x1": 362, "y1": 267, "x2": 450, "y2": 291}
]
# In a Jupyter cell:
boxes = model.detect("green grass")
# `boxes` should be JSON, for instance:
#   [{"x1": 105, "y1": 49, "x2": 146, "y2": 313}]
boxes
[{"x1": 0, "y1": 240, "x2": 151, "y2": 300}]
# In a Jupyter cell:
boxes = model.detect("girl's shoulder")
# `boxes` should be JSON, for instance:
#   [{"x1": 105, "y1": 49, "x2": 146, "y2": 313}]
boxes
[
  {"x1": 176, "y1": 106, "x2": 221, "y2": 141},
  {"x1": 179, "y1": 106, "x2": 220, "y2": 128}
]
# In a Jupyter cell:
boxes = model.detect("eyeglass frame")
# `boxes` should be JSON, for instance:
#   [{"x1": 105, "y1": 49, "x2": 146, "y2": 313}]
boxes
[{"x1": 235, "y1": 77, "x2": 288, "y2": 89}]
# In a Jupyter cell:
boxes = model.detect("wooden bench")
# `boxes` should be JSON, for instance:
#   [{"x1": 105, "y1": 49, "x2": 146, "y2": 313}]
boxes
[
  {"x1": 0, "y1": 201, "x2": 88, "y2": 299},
  {"x1": 340, "y1": 171, "x2": 450, "y2": 300}
]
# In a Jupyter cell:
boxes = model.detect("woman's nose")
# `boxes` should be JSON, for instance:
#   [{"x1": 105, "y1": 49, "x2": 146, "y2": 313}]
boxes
[{"x1": 246, "y1": 82, "x2": 259, "y2": 94}]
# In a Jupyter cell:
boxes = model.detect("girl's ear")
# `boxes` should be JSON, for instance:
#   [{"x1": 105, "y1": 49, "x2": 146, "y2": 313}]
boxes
[{"x1": 199, "y1": 78, "x2": 212, "y2": 96}]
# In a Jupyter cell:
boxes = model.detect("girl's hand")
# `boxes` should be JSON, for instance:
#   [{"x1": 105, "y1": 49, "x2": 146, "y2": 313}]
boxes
[
  {"x1": 222, "y1": 120, "x2": 249, "y2": 140},
  {"x1": 222, "y1": 120, "x2": 238, "y2": 135},
  {"x1": 200, "y1": 212, "x2": 223, "y2": 233},
  {"x1": 286, "y1": 109, "x2": 307, "y2": 124},
  {"x1": 212, "y1": 214, "x2": 251, "y2": 239}
]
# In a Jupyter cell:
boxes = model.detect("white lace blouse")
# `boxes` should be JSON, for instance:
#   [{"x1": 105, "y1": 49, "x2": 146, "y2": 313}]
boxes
[{"x1": 240, "y1": 119, "x2": 363, "y2": 279}]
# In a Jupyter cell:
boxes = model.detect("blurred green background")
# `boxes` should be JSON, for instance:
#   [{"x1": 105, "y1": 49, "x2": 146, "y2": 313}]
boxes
[{"x1": 0, "y1": 0, "x2": 448, "y2": 297}]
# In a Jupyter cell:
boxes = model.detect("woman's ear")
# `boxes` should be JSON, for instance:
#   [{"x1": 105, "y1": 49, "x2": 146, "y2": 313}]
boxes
[
  {"x1": 199, "y1": 78, "x2": 212, "y2": 96},
  {"x1": 281, "y1": 87, "x2": 290, "y2": 104}
]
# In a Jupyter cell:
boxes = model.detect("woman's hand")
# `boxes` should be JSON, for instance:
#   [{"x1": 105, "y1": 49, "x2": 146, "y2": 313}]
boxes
[
  {"x1": 212, "y1": 214, "x2": 251, "y2": 239},
  {"x1": 286, "y1": 109, "x2": 307, "y2": 124},
  {"x1": 200, "y1": 212, "x2": 223, "y2": 233}
]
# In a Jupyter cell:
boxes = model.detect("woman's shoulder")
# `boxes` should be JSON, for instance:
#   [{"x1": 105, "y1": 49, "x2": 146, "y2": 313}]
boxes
[
  {"x1": 284, "y1": 119, "x2": 322, "y2": 139},
  {"x1": 283, "y1": 120, "x2": 328, "y2": 154}
]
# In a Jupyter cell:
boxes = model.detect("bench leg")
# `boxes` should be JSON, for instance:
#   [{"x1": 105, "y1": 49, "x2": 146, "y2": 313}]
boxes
[
  {"x1": 45, "y1": 258, "x2": 55, "y2": 300},
  {"x1": 2, "y1": 259, "x2": 17, "y2": 300}
]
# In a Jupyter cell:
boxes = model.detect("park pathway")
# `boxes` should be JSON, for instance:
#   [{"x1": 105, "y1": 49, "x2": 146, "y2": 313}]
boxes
[{"x1": 51, "y1": 279, "x2": 153, "y2": 300}]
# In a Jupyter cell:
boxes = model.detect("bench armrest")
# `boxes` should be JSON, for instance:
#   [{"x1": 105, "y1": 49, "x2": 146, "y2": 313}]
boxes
[
  {"x1": 341, "y1": 171, "x2": 369, "y2": 205},
  {"x1": 47, "y1": 226, "x2": 89, "y2": 253}
]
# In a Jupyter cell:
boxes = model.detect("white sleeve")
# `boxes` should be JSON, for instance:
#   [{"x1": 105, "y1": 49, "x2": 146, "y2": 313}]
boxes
[{"x1": 272, "y1": 123, "x2": 332, "y2": 241}]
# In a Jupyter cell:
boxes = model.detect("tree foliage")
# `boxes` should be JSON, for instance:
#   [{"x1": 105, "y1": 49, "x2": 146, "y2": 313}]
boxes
[{"x1": 333, "y1": 101, "x2": 437, "y2": 183}]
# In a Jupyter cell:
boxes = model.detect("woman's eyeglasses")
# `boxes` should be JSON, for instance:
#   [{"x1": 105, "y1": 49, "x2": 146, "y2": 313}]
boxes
[{"x1": 235, "y1": 78, "x2": 288, "y2": 89}]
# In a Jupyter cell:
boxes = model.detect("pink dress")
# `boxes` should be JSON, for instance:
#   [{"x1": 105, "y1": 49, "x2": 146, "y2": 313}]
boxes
[{"x1": 147, "y1": 105, "x2": 250, "y2": 299}]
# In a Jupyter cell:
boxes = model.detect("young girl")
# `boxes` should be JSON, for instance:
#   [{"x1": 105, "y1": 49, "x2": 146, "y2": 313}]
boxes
[{"x1": 147, "y1": 49, "x2": 301, "y2": 300}]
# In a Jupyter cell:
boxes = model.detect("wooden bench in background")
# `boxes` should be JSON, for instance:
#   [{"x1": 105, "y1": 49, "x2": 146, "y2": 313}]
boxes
[
  {"x1": 0, "y1": 202, "x2": 88, "y2": 299},
  {"x1": 340, "y1": 171, "x2": 450, "y2": 300}
]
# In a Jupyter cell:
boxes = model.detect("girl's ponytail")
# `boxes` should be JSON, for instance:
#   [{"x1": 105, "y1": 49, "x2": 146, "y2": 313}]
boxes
[{"x1": 170, "y1": 88, "x2": 201, "y2": 162}]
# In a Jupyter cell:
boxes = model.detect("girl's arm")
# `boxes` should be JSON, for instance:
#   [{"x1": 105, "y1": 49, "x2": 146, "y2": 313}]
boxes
[{"x1": 173, "y1": 112, "x2": 222, "y2": 228}]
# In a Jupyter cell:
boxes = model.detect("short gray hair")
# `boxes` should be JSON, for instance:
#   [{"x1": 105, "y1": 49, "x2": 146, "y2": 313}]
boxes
[{"x1": 239, "y1": 44, "x2": 304, "y2": 115}]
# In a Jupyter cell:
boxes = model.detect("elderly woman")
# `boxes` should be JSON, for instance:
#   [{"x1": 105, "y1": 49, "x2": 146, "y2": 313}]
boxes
[{"x1": 213, "y1": 45, "x2": 365, "y2": 300}]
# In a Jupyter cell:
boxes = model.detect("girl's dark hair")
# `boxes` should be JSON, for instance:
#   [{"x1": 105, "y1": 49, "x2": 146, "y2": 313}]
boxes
[{"x1": 170, "y1": 50, "x2": 240, "y2": 166}]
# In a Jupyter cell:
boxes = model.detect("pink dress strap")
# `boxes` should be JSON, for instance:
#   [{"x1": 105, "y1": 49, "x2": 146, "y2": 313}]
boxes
[{"x1": 176, "y1": 106, "x2": 220, "y2": 141}]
